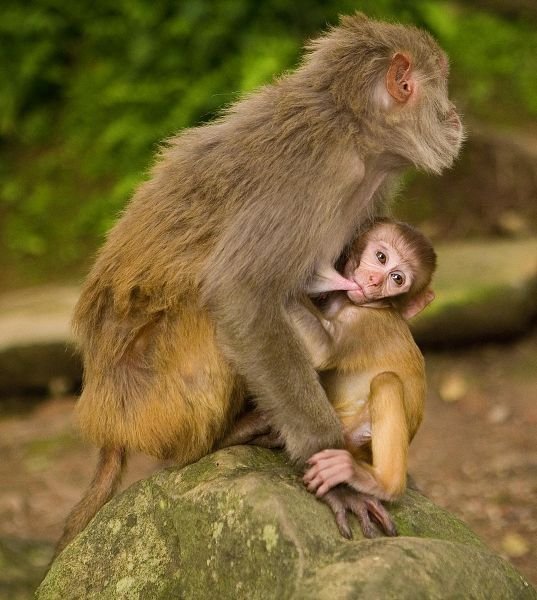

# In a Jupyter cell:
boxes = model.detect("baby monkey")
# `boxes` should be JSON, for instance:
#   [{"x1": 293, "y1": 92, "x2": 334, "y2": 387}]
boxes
[
  {"x1": 299, "y1": 217, "x2": 436, "y2": 538},
  {"x1": 223, "y1": 218, "x2": 436, "y2": 538}
]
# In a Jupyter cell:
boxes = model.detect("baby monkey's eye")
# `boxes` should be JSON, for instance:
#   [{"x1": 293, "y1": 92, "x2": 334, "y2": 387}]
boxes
[
  {"x1": 390, "y1": 271, "x2": 405, "y2": 286},
  {"x1": 376, "y1": 251, "x2": 386, "y2": 265}
]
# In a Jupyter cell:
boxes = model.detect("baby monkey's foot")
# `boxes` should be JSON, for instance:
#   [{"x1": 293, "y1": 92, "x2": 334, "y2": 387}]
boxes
[{"x1": 321, "y1": 485, "x2": 397, "y2": 539}]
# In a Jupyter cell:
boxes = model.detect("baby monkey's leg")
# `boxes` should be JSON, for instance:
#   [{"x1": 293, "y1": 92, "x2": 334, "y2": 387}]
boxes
[
  {"x1": 304, "y1": 371, "x2": 409, "y2": 537},
  {"x1": 305, "y1": 372, "x2": 408, "y2": 500},
  {"x1": 367, "y1": 371, "x2": 409, "y2": 498}
]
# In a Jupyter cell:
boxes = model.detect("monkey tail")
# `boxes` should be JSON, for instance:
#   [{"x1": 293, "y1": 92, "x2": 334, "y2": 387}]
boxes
[{"x1": 53, "y1": 446, "x2": 127, "y2": 559}]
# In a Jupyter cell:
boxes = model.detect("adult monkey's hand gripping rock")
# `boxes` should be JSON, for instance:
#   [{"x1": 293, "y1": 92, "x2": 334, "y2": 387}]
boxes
[{"x1": 56, "y1": 12, "x2": 464, "y2": 554}]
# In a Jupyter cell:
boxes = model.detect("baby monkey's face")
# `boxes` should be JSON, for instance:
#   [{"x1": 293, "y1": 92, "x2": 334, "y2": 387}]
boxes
[{"x1": 343, "y1": 225, "x2": 415, "y2": 305}]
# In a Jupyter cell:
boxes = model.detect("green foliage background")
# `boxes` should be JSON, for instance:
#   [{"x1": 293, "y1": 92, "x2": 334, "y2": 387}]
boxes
[{"x1": 1, "y1": 0, "x2": 536, "y2": 284}]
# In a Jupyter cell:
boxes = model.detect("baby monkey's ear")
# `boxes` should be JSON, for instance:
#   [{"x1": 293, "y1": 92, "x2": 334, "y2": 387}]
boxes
[{"x1": 398, "y1": 288, "x2": 435, "y2": 320}]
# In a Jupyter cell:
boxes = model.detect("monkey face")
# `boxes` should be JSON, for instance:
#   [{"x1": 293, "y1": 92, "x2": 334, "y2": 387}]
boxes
[
  {"x1": 380, "y1": 48, "x2": 465, "y2": 174},
  {"x1": 344, "y1": 227, "x2": 415, "y2": 305},
  {"x1": 324, "y1": 16, "x2": 465, "y2": 174}
]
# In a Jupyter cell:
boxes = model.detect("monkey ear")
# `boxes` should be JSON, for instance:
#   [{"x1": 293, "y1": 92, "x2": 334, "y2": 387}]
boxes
[
  {"x1": 386, "y1": 53, "x2": 414, "y2": 104},
  {"x1": 399, "y1": 288, "x2": 435, "y2": 320}
]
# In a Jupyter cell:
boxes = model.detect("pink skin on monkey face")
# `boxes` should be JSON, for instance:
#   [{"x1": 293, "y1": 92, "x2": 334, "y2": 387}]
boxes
[{"x1": 344, "y1": 236, "x2": 414, "y2": 305}]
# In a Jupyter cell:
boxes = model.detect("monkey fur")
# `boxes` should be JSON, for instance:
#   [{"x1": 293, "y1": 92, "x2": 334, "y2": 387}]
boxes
[
  {"x1": 56, "y1": 13, "x2": 463, "y2": 555},
  {"x1": 299, "y1": 220, "x2": 437, "y2": 537},
  {"x1": 228, "y1": 219, "x2": 436, "y2": 538}
]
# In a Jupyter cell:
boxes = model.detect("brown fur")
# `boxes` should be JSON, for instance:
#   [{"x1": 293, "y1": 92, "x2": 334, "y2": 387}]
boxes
[
  {"x1": 295, "y1": 220, "x2": 436, "y2": 504},
  {"x1": 54, "y1": 447, "x2": 126, "y2": 557},
  {"x1": 57, "y1": 13, "x2": 462, "y2": 554},
  {"x1": 320, "y1": 306, "x2": 426, "y2": 499}
]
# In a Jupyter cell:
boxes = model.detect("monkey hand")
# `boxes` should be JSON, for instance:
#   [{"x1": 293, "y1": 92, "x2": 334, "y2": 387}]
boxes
[
  {"x1": 319, "y1": 485, "x2": 397, "y2": 539},
  {"x1": 304, "y1": 449, "x2": 397, "y2": 538},
  {"x1": 304, "y1": 449, "x2": 362, "y2": 497}
]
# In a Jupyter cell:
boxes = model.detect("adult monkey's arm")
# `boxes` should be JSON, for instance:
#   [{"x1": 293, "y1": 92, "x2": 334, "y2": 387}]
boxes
[{"x1": 201, "y1": 12, "x2": 463, "y2": 465}]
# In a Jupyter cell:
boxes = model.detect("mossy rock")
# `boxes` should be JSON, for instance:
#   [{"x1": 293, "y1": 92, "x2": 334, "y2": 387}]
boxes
[
  {"x1": 38, "y1": 447, "x2": 535, "y2": 599},
  {"x1": 412, "y1": 237, "x2": 537, "y2": 346}
]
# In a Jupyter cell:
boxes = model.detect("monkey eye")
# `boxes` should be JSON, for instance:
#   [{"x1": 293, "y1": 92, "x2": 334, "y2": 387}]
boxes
[
  {"x1": 376, "y1": 251, "x2": 386, "y2": 265},
  {"x1": 390, "y1": 271, "x2": 405, "y2": 286}
]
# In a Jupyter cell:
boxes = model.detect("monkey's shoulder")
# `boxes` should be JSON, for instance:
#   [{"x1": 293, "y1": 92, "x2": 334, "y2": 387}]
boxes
[
  {"x1": 337, "y1": 304, "x2": 416, "y2": 343},
  {"x1": 332, "y1": 305, "x2": 424, "y2": 374}
]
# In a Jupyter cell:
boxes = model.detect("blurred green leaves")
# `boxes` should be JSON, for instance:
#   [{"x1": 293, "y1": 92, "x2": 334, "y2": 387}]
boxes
[{"x1": 1, "y1": 0, "x2": 536, "y2": 283}]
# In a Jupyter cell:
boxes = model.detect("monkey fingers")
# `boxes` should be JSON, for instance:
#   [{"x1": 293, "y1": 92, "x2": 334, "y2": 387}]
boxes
[
  {"x1": 321, "y1": 486, "x2": 355, "y2": 539},
  {"x1": 307, "y1": 448, "x2": 354, "y2": 464},
  {"x1": 304, "y1": 449, "x2": 356, "y2": 495},
  {"x1": 321, "y1": 486, "x2": 397, "y2": 539},
  {"x1": 304, "y1": 464, "x2": 355, "y2": 497},
  {"x1": 359, "y1": 494, "x2": 398, "y2": 537}
]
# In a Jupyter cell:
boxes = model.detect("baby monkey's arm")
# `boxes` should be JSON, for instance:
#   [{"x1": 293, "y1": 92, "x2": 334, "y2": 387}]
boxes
[{"x1": 289, "y1": 299, "x2": 338, "y2": 370}]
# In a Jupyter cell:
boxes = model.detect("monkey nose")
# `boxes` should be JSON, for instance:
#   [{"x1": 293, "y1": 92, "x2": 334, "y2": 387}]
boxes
[{"x1": 369, "y1": 274, "x2": 382, "y2": 286}]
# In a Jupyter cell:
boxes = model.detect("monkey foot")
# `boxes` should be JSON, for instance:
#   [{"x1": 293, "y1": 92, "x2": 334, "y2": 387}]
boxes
[
  {"x1": 248, "y1": 430, "x2": 284, "y2": 449},
  {"x1": 321, "y1": 485, "x2": 397, "y2": 539}
]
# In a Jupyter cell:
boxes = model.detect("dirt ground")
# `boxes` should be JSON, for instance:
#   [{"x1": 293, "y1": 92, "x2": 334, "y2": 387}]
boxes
[{"x1": 1, "y1": 331, "x2": 536, "y2": 592}]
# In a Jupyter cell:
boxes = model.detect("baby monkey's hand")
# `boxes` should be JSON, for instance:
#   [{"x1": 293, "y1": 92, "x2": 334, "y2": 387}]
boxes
[{"x1": 304, "y1": 449, "x2": 359, "y2": 497}]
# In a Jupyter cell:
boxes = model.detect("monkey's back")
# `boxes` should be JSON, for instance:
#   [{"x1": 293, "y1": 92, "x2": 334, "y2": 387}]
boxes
[
  {"x1": 71, "y1": 73, "x2": 363, "y2": 459},
  {"x1": 73, "y1": 79, "x2": 360, "y2": 338},
  {"x1": 71, "y1": 74, "x2": 367, "y2": 459}
]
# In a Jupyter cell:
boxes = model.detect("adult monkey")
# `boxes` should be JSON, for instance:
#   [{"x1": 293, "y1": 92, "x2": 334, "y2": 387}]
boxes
[{"x1": 57, "y1": 13, "x2": 463, "y2": 552}]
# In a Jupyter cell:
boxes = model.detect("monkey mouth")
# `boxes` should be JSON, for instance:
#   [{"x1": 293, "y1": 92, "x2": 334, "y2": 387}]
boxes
[{"x1": 347, "y1": 285, "x2": 367, "y2": 304}]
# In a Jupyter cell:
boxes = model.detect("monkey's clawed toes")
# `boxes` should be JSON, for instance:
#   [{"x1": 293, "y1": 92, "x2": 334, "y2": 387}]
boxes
[{"x1": 321, "y1": 485, "x2": 397, "y2": 539}]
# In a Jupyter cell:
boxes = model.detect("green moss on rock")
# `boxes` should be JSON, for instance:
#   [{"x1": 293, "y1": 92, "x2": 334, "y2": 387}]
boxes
[{"x1": 37, "y1": 447, "x2": 536, "y2": 599}]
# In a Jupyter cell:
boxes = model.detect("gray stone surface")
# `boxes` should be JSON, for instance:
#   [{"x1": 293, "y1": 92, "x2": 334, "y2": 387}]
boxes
[{"x1": 37, "y1": 447, "x2": 536, "y2": 599}]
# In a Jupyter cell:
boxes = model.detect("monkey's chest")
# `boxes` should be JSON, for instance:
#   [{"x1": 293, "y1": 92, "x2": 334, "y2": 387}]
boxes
[{"x1": 317, "y1": 171, "x2": 387, "y2": 268}]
